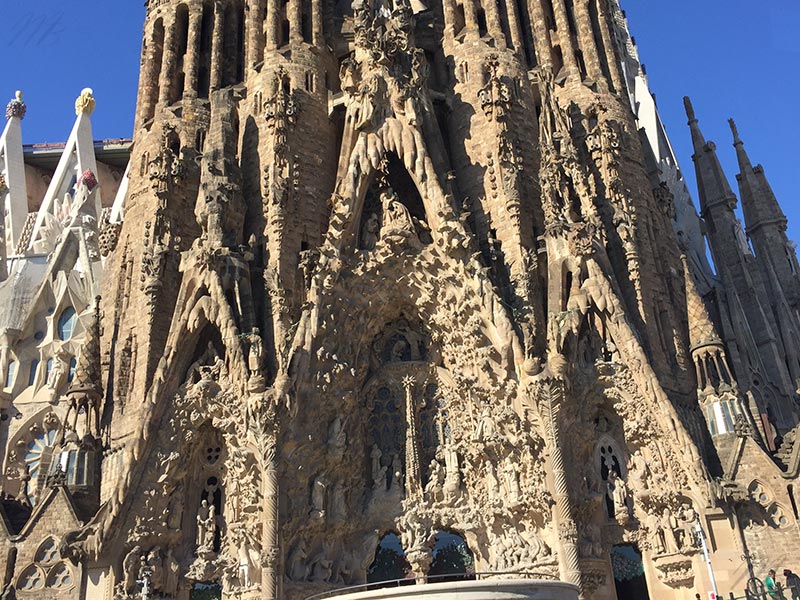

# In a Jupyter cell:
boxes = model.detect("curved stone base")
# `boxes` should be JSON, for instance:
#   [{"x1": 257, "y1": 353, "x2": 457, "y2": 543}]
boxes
[{"x1": 323, "y1": 579, "x2": 579, "y2": 600}]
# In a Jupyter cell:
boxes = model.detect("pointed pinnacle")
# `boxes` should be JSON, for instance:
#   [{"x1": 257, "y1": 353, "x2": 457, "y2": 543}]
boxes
[
  {"x1": 683, "y1": 96, "x2": 696, "y2": 122},
  {"x1": 729, "y1": 118, "x2": 742, "y2": 145}
]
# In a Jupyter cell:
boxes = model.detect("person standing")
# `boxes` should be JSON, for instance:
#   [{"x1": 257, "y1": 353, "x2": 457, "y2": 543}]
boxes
[
  {"x1": 766, "y1": 569, "x2": 784, "y2": 599},
  {"x1": 784, "y1": 569, "x2": 800, "y2": 600}
]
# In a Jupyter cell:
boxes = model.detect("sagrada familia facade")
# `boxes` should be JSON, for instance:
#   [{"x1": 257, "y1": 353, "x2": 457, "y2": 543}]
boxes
[{"x1": 0, "y1": 0, "x2": 798, "y2": 598}]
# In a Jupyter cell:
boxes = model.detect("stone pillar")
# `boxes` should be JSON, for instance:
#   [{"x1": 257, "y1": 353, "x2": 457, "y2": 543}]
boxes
[
  {"x1": 261, "y1": 447, "x2": 279, "y2": 600},
  {"x1": 483, "y1": 0, "x2": 507, "y2": 49},
  {"x1": 594, "y1": 0, "x2": 623, "y2": 92},
  {"x1": 532, "y1": 376, "x2": 582, "y2": 591},
  {"x1": 247, "y1": 0, "x2": 267, "y2": 69},
  {"x1": 288, "y1": 0, "x2": 303, "y2": 44},
  {"x1": 550, "y1": 0, "x2": 578, "y2": 77},
  {"x1": 184, "y1": 4, "x2": 203, "y2": 98},
  {"x1": 527, "y1": 0, "x2": 554, "y2": 67},
  {"x1": 441, "y1": 0, "x2": 457, "y2": 39},
  {"x1": 504, "y1": 0, "x2": 525, "y2": 55},
  {"x1": 573, "y1": 0, "x2": 604, "y2": 85},
  {"x1": 265, "y1": 0, "x2": 280, "y2": 50},
  {"x1": 311, "y1": 0, "x2": 323, "y2": 46},
  {"x1": 210, "y1": 1, "x2": 225, "y2": 91},
  {"x1": 463, "y1": 0, "x2": 480, "y2": 34},
  {"x1": 158, "y1": 15, "x2": 179, "y2": 106}
]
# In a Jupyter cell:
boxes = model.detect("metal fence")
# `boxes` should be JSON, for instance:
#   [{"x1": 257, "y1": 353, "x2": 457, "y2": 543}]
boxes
[{"x1": 695, "y1": 581, "x2": 800, "y2": 600}]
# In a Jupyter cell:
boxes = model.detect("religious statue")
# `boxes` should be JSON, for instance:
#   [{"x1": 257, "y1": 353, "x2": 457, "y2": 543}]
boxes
[
  {"x1": 502, "y1": 455, "x2": 522, "y2": 504},
  {"x1": 163, "y1": 548, "x2": 180, "y2": 596},
  {"x1": 606, "y1": 471, "x2": 632, "y2": 522},
  {"x1": 659, "y1": 507, "x2": 680, "y2": 554},
  {"x1": 370, "y1": 444, "x2": 387, "y2": 489},
  {"x1": 310, "y1": 476, "x2": 328, "y2": 520},
  {"x1": 196, "y1": 499, "x2": 216, "y2": 552},
  {"x1": 361, "y1": 212, "x2": 380, "y2": 250},
  {"x1": 424, "y1": 458, "x2": 445, "y2": 501},
  {"x1": 122, "y1": 546, "x2": 143, "y2": 593}
]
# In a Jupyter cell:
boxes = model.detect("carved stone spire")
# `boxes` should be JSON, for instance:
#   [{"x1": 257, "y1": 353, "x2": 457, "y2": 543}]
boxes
[
  {"x1": 730, "y1": 118, "x2": 787, "y2": 237},
  {"x1": 683, "y1": 96, "x2": 737, "y2": 216}
]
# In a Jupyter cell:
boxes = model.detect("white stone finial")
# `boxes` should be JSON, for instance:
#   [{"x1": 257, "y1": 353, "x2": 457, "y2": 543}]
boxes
[
  {"x1": 6, "y1": 90, "x2": 26, "y2": 120},
  {"x1": 75, "y1": 88, "x2": 96, "y2": 116}
]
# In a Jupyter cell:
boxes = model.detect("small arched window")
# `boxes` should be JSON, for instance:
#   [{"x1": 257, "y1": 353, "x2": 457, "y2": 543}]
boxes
[
  {"x1": 67, "y1": 357, "x2": 77, "y2": 382},
  {"x1": 45, "y1": 358, "x2": 54, "y2": 382},
  {"x1": 6, "y1": 360, "x2": 16, "y2": 388},
  {"x1": 57, "y1": 307, "x2": 77, "y2": 340},
  {"x1": 28, "y1": 359, "x2": 40, "y2": 386}
]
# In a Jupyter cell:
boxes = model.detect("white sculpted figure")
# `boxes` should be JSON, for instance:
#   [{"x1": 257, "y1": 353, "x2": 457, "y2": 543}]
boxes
[
  {"x1": 196, "y1": 499, "x2": 216, "y2": 552},
  {"x1": 607, "y1": 471, "x2": 631, "y2": 521},
  {"x1": 502, "y1": 455, "x2": 522, "y2": 504},
  {"x1": 425, "y1": 458, "x2": 445, "y2": 501}
]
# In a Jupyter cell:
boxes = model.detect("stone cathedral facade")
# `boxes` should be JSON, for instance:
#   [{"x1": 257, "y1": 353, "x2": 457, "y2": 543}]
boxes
[{"x1": 0, "y1": 0, "x2": 799, "y2": 598}]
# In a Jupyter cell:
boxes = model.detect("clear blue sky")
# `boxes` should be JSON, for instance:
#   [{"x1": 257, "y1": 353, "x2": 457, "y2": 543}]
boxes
[{"x1": 2, "y1": 1, "x2": 798, "y2": 247}]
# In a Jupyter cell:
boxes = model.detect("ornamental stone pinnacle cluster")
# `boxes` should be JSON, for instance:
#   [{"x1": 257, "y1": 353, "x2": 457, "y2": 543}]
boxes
[{"x1": 0, "y1": 0, "x2": 799, "y2": 599}]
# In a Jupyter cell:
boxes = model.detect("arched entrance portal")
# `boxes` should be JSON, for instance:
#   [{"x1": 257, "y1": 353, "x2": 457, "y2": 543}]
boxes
[
  {"x1": 611, "y1": 544, "x2": 650, "y2": 600},
  {"x1": 429, "y1": 531, "x2": 474, "y2": 582},
  {"x1": 368, "y1": 533, "x2": 412, "y2": 585}
]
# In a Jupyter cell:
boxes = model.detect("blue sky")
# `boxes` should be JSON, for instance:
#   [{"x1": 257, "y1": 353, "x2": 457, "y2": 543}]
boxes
[{"x1": 3, "y1": 1, "x2": 798, "y2": 247}]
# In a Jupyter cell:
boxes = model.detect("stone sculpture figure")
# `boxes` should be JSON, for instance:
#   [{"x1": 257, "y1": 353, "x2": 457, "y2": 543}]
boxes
[
  {"x1": 310, "y1": 476, "x2": 328, "y2": 520},
  {"x1": 288, "y1": 540, "x2": 309, "y2": 581},
  {"x1": 502, "y1": 455, "x2": 522, "y2": 504},
  {"x1": 607, "y1": 471, "x2": 631, "y2": 521},
  {"x1": 680, "y1": 503, "x2": 697, "y2": 548},
  {"x1": 196, "y1": 500, "x2": 216, "y2": 552},
  {"x1": 122, "y1": 546, "x2": 143, "y2": 593},
  {"x1": 163, "y1": 548, "x2": 180, "y2": 596},
  {"x1": 370, "y1": 444, "x2": 387, "y2": 489},
  {"x1": 327, "y1": 416, "x2": 347, "y2": 461},
  {"x1": 424, "y1": 458, "x2": 445, "y2": 501},
  {"x1": 146, "y1": 546, "x2": 163, "y2": 590},
  {"x1": 660, "y1": 507, "x2": 680, "y2": 554},
  {"x1": 361, "y1": 213, "x2": 380, "y2": 250}
]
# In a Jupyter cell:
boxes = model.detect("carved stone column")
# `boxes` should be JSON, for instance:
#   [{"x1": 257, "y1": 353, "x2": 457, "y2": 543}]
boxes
[
  {"x1": 158, "y1": 15, "x2": 179, "y2": 106},
  {"x1": 593, "y1": 0, "x2": 623, "y2": 92},
  {"x1": 572, "y1": 0, "x2": 604, "y2": 86},
  {"x1": 483, "y1": 0, "x2": 507, "y2": 49},
  {"x1": 531, "y1": 375, "x2": 583, "y2": 591},
  {"x1": 184, "y1": 3, "x2": 203, "y2": 98},
  {"x1": 265, "y1": 0, "x2": 280, "y2": 50},
  {"x1": 526, "y1": 0, "x2": 554, "y2": 67},
  {"x1": 251, "y1": 389, "x2": 279, "y2": 600},
  {"x1": 403, "y1": 376, "x2": 423, "y2": 500},
  {"x1": 288, "y1": 0, "x2": 303, "y2": 44},
  {"x1": 311, "y1": 0, "x2": 324, "y2": 46},
  {"x1": 247, "y1": 0, "x2": 266, "y2": 69},
  {"x1": 550, "y1": 0, "x2": 579, "y2": 78},
  {"x1": 210, "y1": 1, "x2": 225, "y2": 91}
]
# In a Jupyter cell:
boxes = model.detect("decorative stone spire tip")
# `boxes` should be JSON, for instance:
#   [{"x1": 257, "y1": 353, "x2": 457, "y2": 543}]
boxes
[
  {"x1": 75, "y1": 88, "x2": 96, "y2": 116},
  {"x1": 683, "y1": 96, "x2": 696, "y2": 122},
  {"x1": 5, "y1": 90, "x2": 26, "y2": 120},
  {"x1": 728, "y1": 118, "x2": 742, "y2": 144}
]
